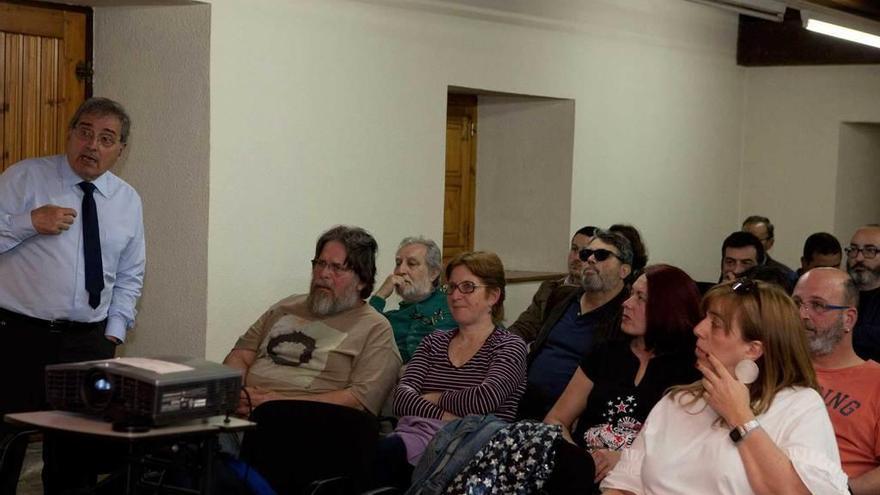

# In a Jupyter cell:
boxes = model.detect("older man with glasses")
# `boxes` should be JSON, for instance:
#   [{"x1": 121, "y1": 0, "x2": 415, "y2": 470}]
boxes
[
  {"x1": 848, "y1": 225, "x2": 880, "y2": 362},
  {"x1": 0, "y1": 98, "x2": 146, "y2": 491},
  {"x1": 518, "y1": 229, "x2": 633, "y2": 420},
  {"x1": 224, "y1": 225, "x2": 401, "y2": 416},
  {"x1": 794, "y1": 267, "x2": 880, "y2": 495}
]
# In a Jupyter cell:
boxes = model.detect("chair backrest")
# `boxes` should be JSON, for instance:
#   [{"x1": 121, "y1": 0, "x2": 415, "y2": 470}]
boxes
[{"x1": 240, "y1": 400, "x2": 379, "y2": 495}]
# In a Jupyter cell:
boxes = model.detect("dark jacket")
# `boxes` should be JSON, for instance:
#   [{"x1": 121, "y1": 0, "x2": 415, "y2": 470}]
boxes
[{"x1": 525, "y1": 286, "x2": 628, "y2": 368}]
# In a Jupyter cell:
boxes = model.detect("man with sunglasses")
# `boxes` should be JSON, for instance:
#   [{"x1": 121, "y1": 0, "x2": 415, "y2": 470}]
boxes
[
  {"x1": 518, "y1": 230, "x2": 632, "y2": 420},
  {"x1": 848, "y1": 225, "x2": 880, "y2": 363},
  {"x1": 794, "y1": 268, "x2": 880, "y2": 495},
  {"x1": 509, "y1": 226, "x2": 597, "y2": 342}
]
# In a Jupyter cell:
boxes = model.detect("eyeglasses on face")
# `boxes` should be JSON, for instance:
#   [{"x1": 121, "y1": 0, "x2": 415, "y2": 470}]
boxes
[
  {"x1": 311, "y1": 259, "x2": 351, "y2": 275},
  {"x1": 791, "y1": 297, "x2": 850, "y2": 316},
  {"x1": 73, "y1": 125, "x2": 119, "y2": 148},
  {"x1": 578, "y1": 248, "x2": 623, "y2": 263},
  {"x1": 441, "y1": 281, "x2": 489, "y2": 295},
  {"x1": 845, "y1": 245, "x2": 878, "y2": 260}
]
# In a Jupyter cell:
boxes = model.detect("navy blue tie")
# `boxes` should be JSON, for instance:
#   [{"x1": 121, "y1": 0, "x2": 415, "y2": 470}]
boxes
[{"x1": 79, "y1": 182, "x2": 104, "y2": 309}]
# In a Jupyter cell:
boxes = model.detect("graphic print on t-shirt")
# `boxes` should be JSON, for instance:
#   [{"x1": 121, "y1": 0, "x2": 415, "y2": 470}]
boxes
[
  {"x1": 583, "y1": 394, "x2": 642, "y2": 452},
  {"x1": 258, "y1": 314, "x2": 346, "y2": 388}
]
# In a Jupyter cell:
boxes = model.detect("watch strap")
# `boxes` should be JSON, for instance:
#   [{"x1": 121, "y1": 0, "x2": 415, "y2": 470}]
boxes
[{"x1": 729, "y1": 419, "x2": 760, "y2": 443}]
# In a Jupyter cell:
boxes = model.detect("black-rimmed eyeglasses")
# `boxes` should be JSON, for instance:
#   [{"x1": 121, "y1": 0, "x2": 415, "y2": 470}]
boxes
[
  {"x1": 441, "y1": 281, "x2": 489, "y2": 295},
  {"x1": 845, "y1": 245, "x2": 878, "y2": 260}
]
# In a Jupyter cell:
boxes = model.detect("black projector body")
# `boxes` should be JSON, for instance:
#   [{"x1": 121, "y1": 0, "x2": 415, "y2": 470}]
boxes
[{"x1": 46, "y1": 356, "x2": 242, "y2": 426}]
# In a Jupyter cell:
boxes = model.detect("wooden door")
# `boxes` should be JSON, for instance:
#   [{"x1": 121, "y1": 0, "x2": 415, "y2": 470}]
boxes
[
  {"x1": 0, "y1": 1, "x2": 88, "y2": 172},
  {"x1": 442, "y1": 95, "x2": 477, "y2": 265}
]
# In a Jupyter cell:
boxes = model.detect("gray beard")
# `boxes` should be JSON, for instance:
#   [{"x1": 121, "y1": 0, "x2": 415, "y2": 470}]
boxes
[
  {"x1": 307, "y1": 287, "x2": 360, "y2": 317},
  {"x1": 397, "y1": 278, "x2": 434, "y2": 302},
  {"x1": 807, "y1": 318, "x2": 846, "y2": 357},
  {"x1": 581, "y1": 272, "x2": 606, "y2": 293},
  {"x1": 849, "y1": 264, "x2": 880, "y2": 291}
]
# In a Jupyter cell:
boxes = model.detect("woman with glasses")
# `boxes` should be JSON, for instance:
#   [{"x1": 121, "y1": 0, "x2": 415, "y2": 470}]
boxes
[
  {"x1": 371, "y1": 251, "x2": 527, "y2": 490},
  {"x1": 538, "y1": 264, "x2": 701, "y2": 493},
  {"x1": 602, "y1": 279, "x2": 848, "y2": 494}
]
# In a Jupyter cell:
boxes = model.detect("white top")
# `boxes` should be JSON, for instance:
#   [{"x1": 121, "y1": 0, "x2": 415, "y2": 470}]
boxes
[{"x1": 601, "y1": 387, "x2": 849, "y2": 494}]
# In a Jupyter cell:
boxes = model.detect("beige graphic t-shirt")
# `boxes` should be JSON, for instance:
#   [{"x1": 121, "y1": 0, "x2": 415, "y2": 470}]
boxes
[{"x1": 234, "y1": 294, "x2": 402, "y2": 415}]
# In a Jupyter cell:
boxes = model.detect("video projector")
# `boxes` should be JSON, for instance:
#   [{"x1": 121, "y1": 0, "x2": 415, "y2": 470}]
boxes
[{"x1": 46, "y1": 356, "x2": 242, "y2": 428}]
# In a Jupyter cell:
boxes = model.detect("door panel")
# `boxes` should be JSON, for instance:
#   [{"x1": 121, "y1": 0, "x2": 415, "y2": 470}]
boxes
[
  {"x1": 0, "y1": 1, "x2": 87, "y2": 171},
  {"x1": 442, "y1": 95, "x2": 477, "y2": 265}
]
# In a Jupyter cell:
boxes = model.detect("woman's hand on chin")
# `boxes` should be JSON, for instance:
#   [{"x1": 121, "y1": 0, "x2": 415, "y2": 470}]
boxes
[{"x1": 698, "y1": 353, "x2": 754, "y2": 426}]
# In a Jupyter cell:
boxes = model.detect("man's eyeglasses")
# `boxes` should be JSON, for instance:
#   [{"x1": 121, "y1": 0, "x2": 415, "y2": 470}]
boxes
[
  {"x1": 73, "y1": 125, "x2": 119, "y2": 148},
  {"x1": 791, "y1": 297, "x2": 850, "y2": 316},
  {"x1": 578, "y1": 248, "x2": 623, "y2": 263},
  {"x1": 441, "y1": 281, "x2": 489, "y2": 295},
  {"x1": 311, "y1": 259, "x2": 351, "y2": 275},
  {"x1": 845, "y1": 245, "x2": 878, "y2": 260}
]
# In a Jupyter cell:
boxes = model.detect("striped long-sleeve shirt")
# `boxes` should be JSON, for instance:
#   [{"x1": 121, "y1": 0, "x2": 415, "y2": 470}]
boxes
[{"x1": 393, "y1": 327, "x2": 527, "y2": 422}]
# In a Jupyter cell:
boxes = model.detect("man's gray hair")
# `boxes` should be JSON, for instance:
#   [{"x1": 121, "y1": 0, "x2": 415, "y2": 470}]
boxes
[
  {"x1": 69, "y1": 97, "x2": 132, "y2": 144},
  {"x1": 593, "y1": 229, "x2": 634, "y2": 267},
  {"x1": 399, "y1": 236, "x2": 442, "y2": 284}
]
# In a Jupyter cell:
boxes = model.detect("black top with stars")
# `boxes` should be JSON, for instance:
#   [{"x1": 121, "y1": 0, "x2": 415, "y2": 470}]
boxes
[{"x1": 572, "y1": 339, "x2": 699, "y2": 451}]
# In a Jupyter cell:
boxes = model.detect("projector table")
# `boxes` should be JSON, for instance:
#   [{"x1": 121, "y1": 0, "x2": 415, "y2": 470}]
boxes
[{"x1": 5, "y1": 411, "x2": 255, "y2": 494}]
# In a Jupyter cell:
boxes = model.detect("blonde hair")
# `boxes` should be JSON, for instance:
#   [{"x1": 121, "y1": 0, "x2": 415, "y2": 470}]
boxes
[{"x1": 669, "y1": 280, "x2": 817, "y2": 421}]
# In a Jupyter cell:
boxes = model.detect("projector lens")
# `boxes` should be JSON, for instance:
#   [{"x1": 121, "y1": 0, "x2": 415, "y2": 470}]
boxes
[{"x1": 82, "y1": 369, "x2": 114, "y2": 411}]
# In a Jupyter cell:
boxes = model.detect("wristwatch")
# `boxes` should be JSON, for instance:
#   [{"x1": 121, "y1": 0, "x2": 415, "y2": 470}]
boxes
[{"x1": 729, "y1": 419, "x2": 761, "y2": 443}]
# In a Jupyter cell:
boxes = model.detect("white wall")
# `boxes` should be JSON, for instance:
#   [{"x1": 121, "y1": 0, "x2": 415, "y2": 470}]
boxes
[
  {"x1": 85, "y1": 0, "x2": 880, "y2": 362},
  {"x1": 742, "y1": 65, "x2": 880, "y2": 266},
  {"x1": 205, "y1": 0, "x2": 746, "y2": 359},
  {"x1": 474, "y1": 96, "x2": 575, "y2": 273},
  {"x1": 835, "y1": 124, "x2": 880, "y2": 239},
  {"x1": 93, "y1": 4, "x2": 211, "y2": 357}
]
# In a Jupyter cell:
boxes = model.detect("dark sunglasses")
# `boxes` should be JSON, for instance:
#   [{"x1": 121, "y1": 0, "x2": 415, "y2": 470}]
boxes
[
  {"x1": 731, "y1": 278, "x2": 762, "y2": 310},
  {"x1": 578, "y1": 248, "x2": 623, "y2": 263}
]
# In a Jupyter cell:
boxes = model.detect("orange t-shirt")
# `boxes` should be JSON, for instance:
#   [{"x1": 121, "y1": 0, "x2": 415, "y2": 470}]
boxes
[{"x1": 816, "y1": 360, "x2": 880, "y2": 478}]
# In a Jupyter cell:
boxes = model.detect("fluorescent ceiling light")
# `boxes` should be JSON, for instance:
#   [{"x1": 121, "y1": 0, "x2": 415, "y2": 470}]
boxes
[
  {"x1": 804, "y1": 16, "x2": 880, "y2": 49},
  {"x1": 685, "y1": 0, "x2": 787, "y2": 22}
]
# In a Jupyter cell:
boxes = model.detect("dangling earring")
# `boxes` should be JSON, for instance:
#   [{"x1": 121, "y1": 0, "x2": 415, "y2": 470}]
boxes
[{"x1": 735, "y1": 360, "x2": 759, "y2": 385}]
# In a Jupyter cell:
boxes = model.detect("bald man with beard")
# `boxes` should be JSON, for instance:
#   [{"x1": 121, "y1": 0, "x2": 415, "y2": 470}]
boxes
[{"x1": 794, "y1": 268, "x2": 880, "y2": 495}]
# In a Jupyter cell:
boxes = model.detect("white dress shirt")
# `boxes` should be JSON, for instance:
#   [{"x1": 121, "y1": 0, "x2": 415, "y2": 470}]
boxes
[{"x1": 0, "y1": 155, "x2": 145, "y2": 341}]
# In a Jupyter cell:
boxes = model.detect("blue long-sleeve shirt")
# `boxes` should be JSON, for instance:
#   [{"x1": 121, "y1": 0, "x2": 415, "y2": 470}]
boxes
[{"x1": 0, "y1": 155, "x2": 145, "y2": 341}]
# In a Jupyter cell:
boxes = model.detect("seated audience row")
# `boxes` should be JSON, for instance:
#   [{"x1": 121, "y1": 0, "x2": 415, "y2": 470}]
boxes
[{"x1": 219, "y1": 221, "x2": 879, "y2": 495}]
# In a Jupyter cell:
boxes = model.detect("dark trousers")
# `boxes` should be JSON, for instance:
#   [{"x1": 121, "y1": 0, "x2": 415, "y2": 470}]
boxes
[
  {"x1": 0, "y1": 307, "x2": 115, "y2": 423},
  {"x1": 0, "y1": 308, "x2": 115, "y2": 494},
  {"x1": 371, "y1": 434, "x2": 414, "y2": 492},
  {"x1": 545, "y1": 438, "x2": 598, "y2": 495}
]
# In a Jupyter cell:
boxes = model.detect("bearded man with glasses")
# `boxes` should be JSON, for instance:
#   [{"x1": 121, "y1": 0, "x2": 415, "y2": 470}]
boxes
[
  {"x1": 794, "y1": 267, "x2": 880, "y2": 495},
  {"x1": 224, "y1": 225, "x2": 401, "y2": 417},
  {"x1": 847, "y1": 225, "x2": 880, "y2": 363},
  {"x1": 518, "y1": 230, "x2": 633, "y2": 420}
]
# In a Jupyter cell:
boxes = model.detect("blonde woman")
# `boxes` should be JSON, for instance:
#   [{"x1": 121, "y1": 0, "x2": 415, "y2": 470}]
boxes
[{"x1": 602, "y1": 279, "x2": 848, "y2": 494}]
